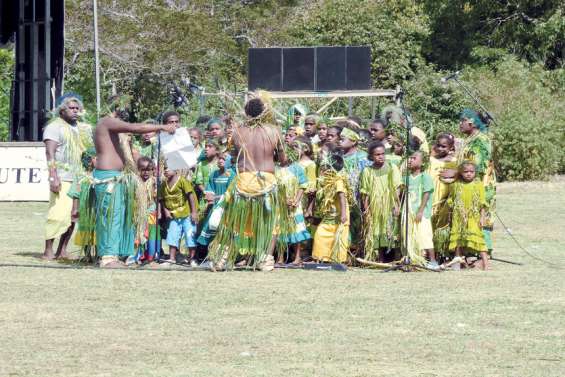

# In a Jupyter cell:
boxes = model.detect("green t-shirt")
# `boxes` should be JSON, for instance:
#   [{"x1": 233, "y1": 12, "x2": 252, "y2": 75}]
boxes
[
  {"x1": 407, "y1": 172, "x2": 434, "y2": 218},
  {"x1": 159, "y1": 176, "x2": 195, "y2": 219},
  {"x1": 194, "y1": 159, "x2": 218, "y2": 187}
]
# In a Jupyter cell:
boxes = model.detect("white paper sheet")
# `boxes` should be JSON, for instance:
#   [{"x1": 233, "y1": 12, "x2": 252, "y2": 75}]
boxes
[{"x1": 158, "y1": 127, "x2": 198, "y2": 170}]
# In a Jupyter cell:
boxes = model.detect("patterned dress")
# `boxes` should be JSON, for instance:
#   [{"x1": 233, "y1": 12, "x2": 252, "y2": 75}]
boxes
[
  {"x1": 447, "y1": 181, "x2": 488, "y2": 254},
  {"x1": 197, "y1": 168, "x2": 235, "y2": 246},
  {"x1": 457, "y1": 131, "x2": 496, "y2": 251},
  {"x1": 359, "y1": 162, "x2": 402, "y2": 260},
  {"x1": 276, "y1": 163, "x2": 311, "y2": 245},
  {"x1": 343, "y1": 149, "x2": 369, "y2": 247}
]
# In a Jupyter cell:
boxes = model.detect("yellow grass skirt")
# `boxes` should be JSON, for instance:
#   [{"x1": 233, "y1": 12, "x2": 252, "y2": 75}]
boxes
[{"x1": 45, "y1": 181, "x2": 73, "y2": 240}]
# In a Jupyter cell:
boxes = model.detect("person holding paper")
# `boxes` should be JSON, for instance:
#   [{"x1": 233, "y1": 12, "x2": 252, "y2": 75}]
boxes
[{"x1": 93, "y1": 95, "x2": 175, "y2": 268}]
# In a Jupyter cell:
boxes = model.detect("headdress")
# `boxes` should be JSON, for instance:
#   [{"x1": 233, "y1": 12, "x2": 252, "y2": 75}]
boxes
[
  {"x1": 340, "y1": 127, "x2": 360, "y2": 142},
  {"x1": 460, "y1": 108, "x2": 487, "y2": 132},
  {"x1": 287, "y1": 103, "x2": 308, "y2": 128},
  {"x1": 245, "y1": 90, "x2": 276, "y2": 127}
]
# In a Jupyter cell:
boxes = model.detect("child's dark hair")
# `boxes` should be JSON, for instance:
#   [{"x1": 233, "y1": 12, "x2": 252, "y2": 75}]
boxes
[
  {"x1": 189, "y1": 127, "x2": 202, "y2": 137},
  {"x1": 329, "y1": 125, "x2": 343, "y2": 134},
  {"x1": 458, "y1": 160, "x2": 476, "y2": 172},
  {"x1": 410, "y1": 149, "x2": 430, "y2": 168},
  {"x1": 328, "y1": 153, "x2": 344, "y2": 172},
  {"x1": 370, "y1": 117, "x2": 387, "y2": 129},
  {"x1": 162, "y1": 111, "x2": 180, "y2": 124},
  {"x1": 196, "y1": 115, "x2": 211, "y2": 126},
  {"x1": 137, "y1": 156, "x2": 155, "y2": 169},
  {"x1": 436, "y1": 132, "x2": 455, "y2": 147},
  {"x1": 205, "y1": 138, "x2": 221, "y2": 149},
  {"x1": 367, "y1": 141, "x2": 386, "y2": 160},
  {"x1": 207, "y1": 118, "x2": 224, "y2": 130},
  {"x1": 294, "y1": 135, "x2": 313, "y2": 157},
  {"x1": 348, "y1": 115, "x2": 363, "y2": 128}
]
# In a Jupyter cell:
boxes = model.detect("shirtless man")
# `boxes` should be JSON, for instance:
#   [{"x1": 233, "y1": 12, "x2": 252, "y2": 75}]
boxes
[
  {"x1": 208, "y1": 94, "x2": 286, "y2": 271},
  {"x1": 93, "y1": 96, "x2": 175, "y2": 268}
]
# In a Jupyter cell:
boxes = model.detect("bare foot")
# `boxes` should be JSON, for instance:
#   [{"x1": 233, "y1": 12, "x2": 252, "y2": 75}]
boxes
[
  {"x1": 99, "y1": 257, "x2": 127, "y2": 269},
  {"x1": 55, "y1": 251, "x2": 78, "y2": 260},
  {"x1": 235, "y1": 259, "x2": 248, "y2": 267},
  {"x1": 41, "y1": 251, "x2": 55, "y2": 261},
  {"x1": 292, "y1": 258, "x2": 302, "y2": 266}
]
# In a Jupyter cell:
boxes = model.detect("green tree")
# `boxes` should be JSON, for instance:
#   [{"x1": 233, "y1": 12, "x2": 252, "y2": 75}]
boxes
[
  {"x1": 422, "y1": 0, "x2": 564, "y2": 69},
  {"x1": 0, "y1": 48, "x2": 14, "y2": 141},
  {"x1": 286, "y1": 0, "x2": 430, "y2": 87}
]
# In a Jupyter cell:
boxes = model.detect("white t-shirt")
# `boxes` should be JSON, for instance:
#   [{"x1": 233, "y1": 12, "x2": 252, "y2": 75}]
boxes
[{"x1": 43, "y1": 118, "x2": 92, "y2": 181}]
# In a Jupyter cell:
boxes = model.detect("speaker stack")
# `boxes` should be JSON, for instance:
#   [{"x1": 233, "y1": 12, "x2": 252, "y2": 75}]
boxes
[{"x1": 248, "y1": 46, "x2": 371, "y2": 92}]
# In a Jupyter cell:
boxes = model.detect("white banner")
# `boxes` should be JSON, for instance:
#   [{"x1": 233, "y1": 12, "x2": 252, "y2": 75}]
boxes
[{"x1": 0, "y1": 143, "x2": 49, "y2": 201}]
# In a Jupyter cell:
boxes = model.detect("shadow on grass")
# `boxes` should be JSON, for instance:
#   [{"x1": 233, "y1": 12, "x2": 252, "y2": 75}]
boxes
[{"x1": 14, "y1": 252, "x2": 44, "y2": 259}]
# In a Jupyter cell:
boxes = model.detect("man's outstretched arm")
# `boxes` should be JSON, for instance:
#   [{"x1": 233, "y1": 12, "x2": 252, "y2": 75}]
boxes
[{"x1": 102, "y1": 117, "x2": 176, "y2": 134}]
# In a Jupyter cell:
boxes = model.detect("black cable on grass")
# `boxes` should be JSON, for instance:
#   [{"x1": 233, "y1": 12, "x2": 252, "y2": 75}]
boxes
[
  {"x1": 496, "y1": 213, "x2": 565, "y2": 270},
  {"x1": 0, "y1": 262, "x2": 209, "y2": 272}
]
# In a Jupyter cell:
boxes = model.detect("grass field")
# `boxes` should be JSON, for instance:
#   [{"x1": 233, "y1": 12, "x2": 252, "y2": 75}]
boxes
[{"x1": 1, "y1": 178, "x2": 565, "y2": 377}]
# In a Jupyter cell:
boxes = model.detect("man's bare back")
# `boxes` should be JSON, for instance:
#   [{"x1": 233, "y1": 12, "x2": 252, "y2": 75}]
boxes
[
  {"x1": 232, "y1": 124, "x2": 285, "y2": 173},
  {"x1": 95, "y1": 116, "x2": 175, "y2": 171}
]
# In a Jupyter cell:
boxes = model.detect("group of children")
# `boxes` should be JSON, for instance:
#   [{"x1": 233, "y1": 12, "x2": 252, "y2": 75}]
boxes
[{"x1": 72, "y1": 108, "x2": 493, "y2": 271}]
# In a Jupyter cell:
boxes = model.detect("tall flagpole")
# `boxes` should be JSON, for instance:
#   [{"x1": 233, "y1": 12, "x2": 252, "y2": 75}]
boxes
[{"x1": 93, "y1": 0, "x2": 101, "y2": 119}]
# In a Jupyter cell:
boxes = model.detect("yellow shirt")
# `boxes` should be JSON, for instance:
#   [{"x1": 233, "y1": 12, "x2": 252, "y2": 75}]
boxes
[{"x1": 159, "y1": 176, "x2": 195, "y2": 219}]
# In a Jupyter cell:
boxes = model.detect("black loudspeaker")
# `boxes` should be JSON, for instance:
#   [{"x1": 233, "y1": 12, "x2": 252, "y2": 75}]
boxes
[
  {"x1": 282, "y1": 47, "x2": 315, "y2": 91},
  {"x1": 2, "y1": 0, "x2": 65, "y2": 141},
  {"x1": 248, "y1": 48, "x2": 282, "y2": 91},
  {"x1": 248, "y1": 46, "x2": 371, "y2": 92},
  {"x1": 346, "y1": 46, "x2": 371, "y2": 90},
  {"x1": 316, "y1": 46, "x2": 346, "y2": 91}
]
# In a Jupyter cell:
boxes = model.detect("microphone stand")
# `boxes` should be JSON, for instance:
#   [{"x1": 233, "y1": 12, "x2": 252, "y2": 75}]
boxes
[
  {"x1": 154, "y1": 130, "x2": 162, "y2": 262},
  {"x1": 449, "y1": 75, "x2": 500, "y2": 128}
]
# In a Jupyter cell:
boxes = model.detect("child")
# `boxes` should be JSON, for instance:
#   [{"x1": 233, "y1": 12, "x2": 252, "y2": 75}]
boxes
[
  {"x1": 339, "y1": 127, "x2": 369, "y2": 249},
  {"x1": 294, "y1": 136, "x2": 317, "y2": 256},
  {"x1": 404, "y1": 150, "x2": 438, "y2": 269},
  {"x1": 159, "y1": 165, "x2": 199, "y2": 265},
  {"x1": 285, "y1": 126, "x2": 298, "y2": 145},
  {"x1": 429, "y1": 134, "x2": 457, "y2": 209},
  {"x1": 316, "y1": 121, "x2": 328, "y2": 146},
  {"x1": 447, "y1": 161, "x2": 489, "y2": 270},
  {"x1": 325, "y1": 126, "x2": 341, "y2": 148},
  {"x1": 368, "y1": 119, "x2": 388, "y2": 146},
  {"x1": 194, "y1": 139, "x2": 220, "y2": 214},
  {"x1": 312, "y1": 153, "x2": 350, "y2": 263},
  {"x1": 428, "y1": 134, "x2": 457, "y2": 255},
  {"x1": 135, "y1": 156, "x2": 160, "y2": 263},
  {"x1": 207, "y1": 118, "x2": 229, "y2": 147},
  {"x1": 276, "y1": 146, "x2": 311, "y2": 265},
  {"x1": 294, "y1": 136, "x2": 317, "y2": 196},
  {"x1": 359, "y1": 142, "x2": 402, "y2": 262},
  {"x1": 196, "y1": 152, "x2": 235, "y2": 247},
  {"x1": 386, "y1": 135, "x2": 404, "y2": 167},
  {"x1": 67, "y1": 147, "x2": 97, "y2": 262},
  {"x1": 189, "y1": 128, "x2": 203, "y2": 158}
]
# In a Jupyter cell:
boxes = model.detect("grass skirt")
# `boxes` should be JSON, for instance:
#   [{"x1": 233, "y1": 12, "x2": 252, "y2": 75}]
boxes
[{"x1": 208, "y1": 172, "x2": 291, "y2": 269}]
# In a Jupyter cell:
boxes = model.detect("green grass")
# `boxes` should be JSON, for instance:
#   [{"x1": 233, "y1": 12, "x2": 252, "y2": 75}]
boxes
[{"x1": 1, "y1": 178, "x2": 565, "y2": 377}]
